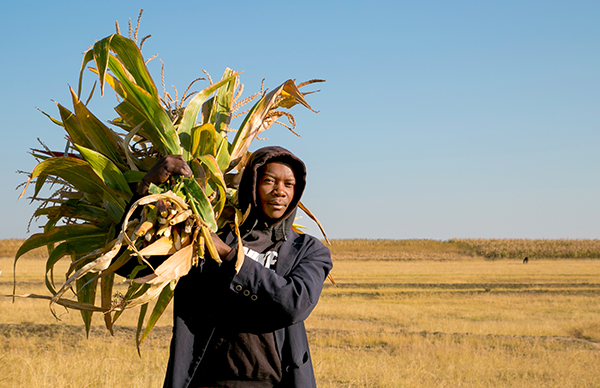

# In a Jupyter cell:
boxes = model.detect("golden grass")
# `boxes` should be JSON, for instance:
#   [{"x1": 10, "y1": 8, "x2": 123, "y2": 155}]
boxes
[{"x1": 2, "y1": 239, "x2": 600, "y2": 387}]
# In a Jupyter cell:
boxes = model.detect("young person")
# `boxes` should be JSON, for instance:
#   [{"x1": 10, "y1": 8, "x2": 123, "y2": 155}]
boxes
[{"x1": 135, "y1": 146, "x2": 332, "y2": 388}]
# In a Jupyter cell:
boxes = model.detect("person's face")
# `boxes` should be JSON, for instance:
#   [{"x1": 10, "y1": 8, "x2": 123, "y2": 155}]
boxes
[{"x1": 258, "y1": 162, "x2": 296, "y2": 220}]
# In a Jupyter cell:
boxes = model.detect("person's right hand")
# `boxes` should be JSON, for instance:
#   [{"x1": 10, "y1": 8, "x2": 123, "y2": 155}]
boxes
[{"x1": 137, "y1": 155, "x2": 192, "y2": 194}]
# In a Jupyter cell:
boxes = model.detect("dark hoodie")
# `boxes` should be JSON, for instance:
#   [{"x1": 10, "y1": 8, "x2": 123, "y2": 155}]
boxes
[{"x1": 193, "y1": 147, "x2": 307, "y2": 387}]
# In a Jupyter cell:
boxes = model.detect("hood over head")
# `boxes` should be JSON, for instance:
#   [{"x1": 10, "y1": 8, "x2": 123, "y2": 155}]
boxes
[{"x1": 237, "y1": 146, "x2": 306, "y2": 227}]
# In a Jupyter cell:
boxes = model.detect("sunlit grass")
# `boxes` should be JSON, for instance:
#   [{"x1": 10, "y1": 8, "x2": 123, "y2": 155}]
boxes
[{"x1": 2, "y1": 239, "x2": 600, "y2": 387}]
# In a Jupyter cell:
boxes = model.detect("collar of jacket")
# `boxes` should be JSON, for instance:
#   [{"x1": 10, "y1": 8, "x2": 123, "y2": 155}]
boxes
[{"x1": 241, "y1": 207, "x2": 297, "y2": 242}]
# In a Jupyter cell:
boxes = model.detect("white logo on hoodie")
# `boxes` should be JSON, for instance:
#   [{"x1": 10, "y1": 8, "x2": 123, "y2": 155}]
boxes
[{"x1": 243, "y1": 247, "x2": 278, "y2": 270}]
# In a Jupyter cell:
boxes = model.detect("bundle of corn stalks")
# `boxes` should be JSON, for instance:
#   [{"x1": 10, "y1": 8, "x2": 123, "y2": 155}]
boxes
[{"x1": 13, "y1": 11, "x2": 326, "y2": 348}]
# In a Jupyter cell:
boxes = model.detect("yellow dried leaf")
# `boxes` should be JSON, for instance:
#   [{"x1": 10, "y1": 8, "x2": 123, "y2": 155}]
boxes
[{"x1": 137, "y1": 235, "x2": 177, "y2": 256}]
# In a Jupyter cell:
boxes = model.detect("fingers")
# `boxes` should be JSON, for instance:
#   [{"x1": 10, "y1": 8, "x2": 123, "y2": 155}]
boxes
[
  {"x1": 144, "y1": 155, "x2": 192, "y2": 185},
  {"x1": 167, "y1": 155, "x2": 192, "y2": 177}
]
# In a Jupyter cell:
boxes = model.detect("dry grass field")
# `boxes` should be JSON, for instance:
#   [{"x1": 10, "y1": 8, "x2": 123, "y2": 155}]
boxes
[{"x1": 2, "y1": 239, "x2": 600, "y2": 387}]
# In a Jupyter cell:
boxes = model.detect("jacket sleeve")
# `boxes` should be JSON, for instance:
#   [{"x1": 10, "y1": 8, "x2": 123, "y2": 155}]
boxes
[{"x1": 207, "y1": 233, "x2": 332, "y2": 332}]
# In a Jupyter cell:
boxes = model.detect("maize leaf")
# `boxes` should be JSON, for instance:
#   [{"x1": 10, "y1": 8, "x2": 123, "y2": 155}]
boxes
[
  {"x1": 76, "y1": 145, "x2": 132, "y2": 196},
  {"x1": 51, "y1": 234, "x2": 124, "y2": 314},
  {"x1": 15, "y1": 224, "x2": 107, "y2": 262},
  {"x1": 114, "y1": 97, "x2": 165, "y2": 150},
  {"x1": 190, "y1": 123, "x2": 217, "y2": 159},
  {"x1": 138, "y1": 280, "x2": 175, "y2": 346},
  {"x1": 70, "y1": 87, "x2": 124, "y2": 167},
  {"x1": 201, "y1": 226, "x2": 220, "y2": 263},
  {"x1": 133, "y1": 243, "x2": 193, "y2": 285},
  {"x1": 14, "y1": 225, "x2": 108, "y2": 298},
  {"x1": 56, "y1": 102, "x2": 94, "y2": 150},
  {"x1": 34, "y1": 200, "x2": 110, "y2": 226},
  {"x1": 298, "y1": 201, "x2": 330, "y2": 244},
  {"x1": 27, "y1": 157, "x2": 127, "y2": 213},
  {"x1": 182, "y1": 178, "x2": 217, "y2": 232},
  {"x1": 197, "y1": 155, "x2": 227, "y2": 219},
  {"x1": 178, "y1": 72, "x2": 240, "y2": 162},
  {"x1": 107, "y1": 34, "x2": 159, "y2": 99},
  {"x1": 211, "y1": 68, "x2": 238, "y2": 134},
  {"x1": 232, "y1": 209, "x2": 245, "y2": 273},
  {"x1": 229, "y1": 79, "x2": 316, "y2": 166},
  {"x1": 137, "y1": 235, "x2": 177, "y2": 256},
  {"x1": 107, "y1": 55, "x2": 180, "y2": 155},
  {"x1": 92, "y1": 34, "x2": 112, "y2": 96},
  {"x1": 215, "y1": 133, "x2": 231, "y2": 173},
  {"x1": 82, "y1": 34, "x2": 159, "y2": 100},
  {"x1": 124, "y1": 170, "x2": 148, "y2": 184},
  {"x1": 76, "y1": 271, "x2": 98, "y2": 337},
  {"x1": 125, "y1": 281, "x2": 171, "y2": 310},
  {"x1": 120, "y1": 121, "x2": 144, "y2": 171},
  {"x1": 11, "y1": 293, "x2": 106, "y2": 312},
  {"x1": 101, "y1": 272, "x2": 115, "y2": 335},
  {"x1": 77, "y1": 47, "x2": 95, "y2": 97},
  {"x1": 136, "y1": 302, "x2": 148, "y2": 355},
  {"x1": 37, "y1": 107, "x2": 64, "y2": 128},
  {"x1": 45, "y1": 236, "x2": 107, "y2": 295}
]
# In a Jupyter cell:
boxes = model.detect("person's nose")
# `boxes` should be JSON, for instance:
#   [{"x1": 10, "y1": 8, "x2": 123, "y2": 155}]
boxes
[{"x1": 273, "y1": 182, "x2": 285, "y2": 196}]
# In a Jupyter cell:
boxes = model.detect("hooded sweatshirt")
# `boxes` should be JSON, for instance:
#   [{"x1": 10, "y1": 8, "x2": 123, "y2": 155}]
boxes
[{"x1": 191, "y1": 146, "x2": 308, "y2": 388}]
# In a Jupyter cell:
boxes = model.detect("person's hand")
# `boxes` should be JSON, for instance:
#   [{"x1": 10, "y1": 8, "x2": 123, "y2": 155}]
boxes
[
  {"x1": 137, "y1": 155, "x2": 192, "y2": 194},
  {"x1": 210, "y1": 232, "x2": 233, "y2": 261}
]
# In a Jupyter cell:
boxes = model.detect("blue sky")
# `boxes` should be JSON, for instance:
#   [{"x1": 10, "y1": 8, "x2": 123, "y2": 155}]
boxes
[{"x1": 1, "y1": 1, "x2": 599, "y2": 240}]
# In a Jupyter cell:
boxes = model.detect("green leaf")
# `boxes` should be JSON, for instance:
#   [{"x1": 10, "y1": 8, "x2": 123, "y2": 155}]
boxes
[
  {"x1": 56, "y1": 103, "x2": 94, "y2": 150},
  {"x1": 114, "y1": 99, "x2": 166, "y2": 154},
  {"x1": 37, "y1": 108, "x2": 64, "y2": 127},
  {"x1": 178, "y1": 72, "x2": 239, "y2": 161},
  {"x1": 77, "y1": 48, "x2": 95, "y2": 98},
  {"x1": 124, "y1": 170, "x2": 147, "y2": 184},
  {"x1": 103, "y1": 192, "x2": 126, "y2": 223},
  {"x1": 211, "y1": 68, "x2": 238, "y2": 134},
  {"x1": 35, "y1": 200, "x2": 110, "y2": 226},
  {"x1": 45, "y1": 236, "x2": 107, "y2": 295},
  {"x1": 139, "y1": 280, "x2": 175, "y2": 344},
  {"x1": 136, "y1": 302, "x2": 149, "y2": 355},
  {"x1": 197, "y1": 155, "x2": 227, "y2": 219},
  {"x1": 107, "y1": 55, "x2": 180, "y2": 155},
  {"x1": 77, "y1": 271, "x2": 98, "y2": 337},
  {"x1": 70, "y1": 87, "x2": 124, "y2": 167},
  {"x1": 215, "y1": 132, "x2": 231, "y2": 172},
  {"x1": 14, "y1": 224, "x2": 107, "y2": 297},
  {"x1": 76, "y1": 145, "x2": 132, "y2": 195},
  {"x1": 29, "y1": 157, "x2": 127, "y2": 215},
  {"x1": 16, "y1": 224, "x2": 108, "y2": 262},
  {"x1": 190, "y1": 123, "x2": 216, "y2": 159},
  {"x1": 92, "y1": 35, "x2": 113, "y2": 96},
  {"x1": 182, "y1": 177, "x2": 218, "y2": 232},
  {"x1": 101, "y1": 272, "x2": 116, "y2": 335},
  {"x1": 109, "y1": 34, "x2": 159, "y2": 100},
  {"x1": 112, "y1": 281, "x2": 145, "y2": 325}
]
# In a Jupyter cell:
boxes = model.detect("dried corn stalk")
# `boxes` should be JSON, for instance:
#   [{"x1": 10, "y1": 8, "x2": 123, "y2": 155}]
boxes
[{"x1": 13, "y1": 12, "x2": 327, "y2": 347}]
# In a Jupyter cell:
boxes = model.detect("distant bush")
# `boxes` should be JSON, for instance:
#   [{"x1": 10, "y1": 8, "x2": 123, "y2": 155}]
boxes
[{"x1": 450, "y1": 238, "x2": 600, "y2": 259}]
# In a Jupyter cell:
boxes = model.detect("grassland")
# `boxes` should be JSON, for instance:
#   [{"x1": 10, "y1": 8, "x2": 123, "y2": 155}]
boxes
[{"x1": 2, "y1": 239, "x2": 600, "y2": 387}]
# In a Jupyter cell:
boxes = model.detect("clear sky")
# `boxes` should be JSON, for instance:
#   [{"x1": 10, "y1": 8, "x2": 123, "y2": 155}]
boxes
[{"x1": 1, "y1": 1, "x2": 599, "y2": 240}]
